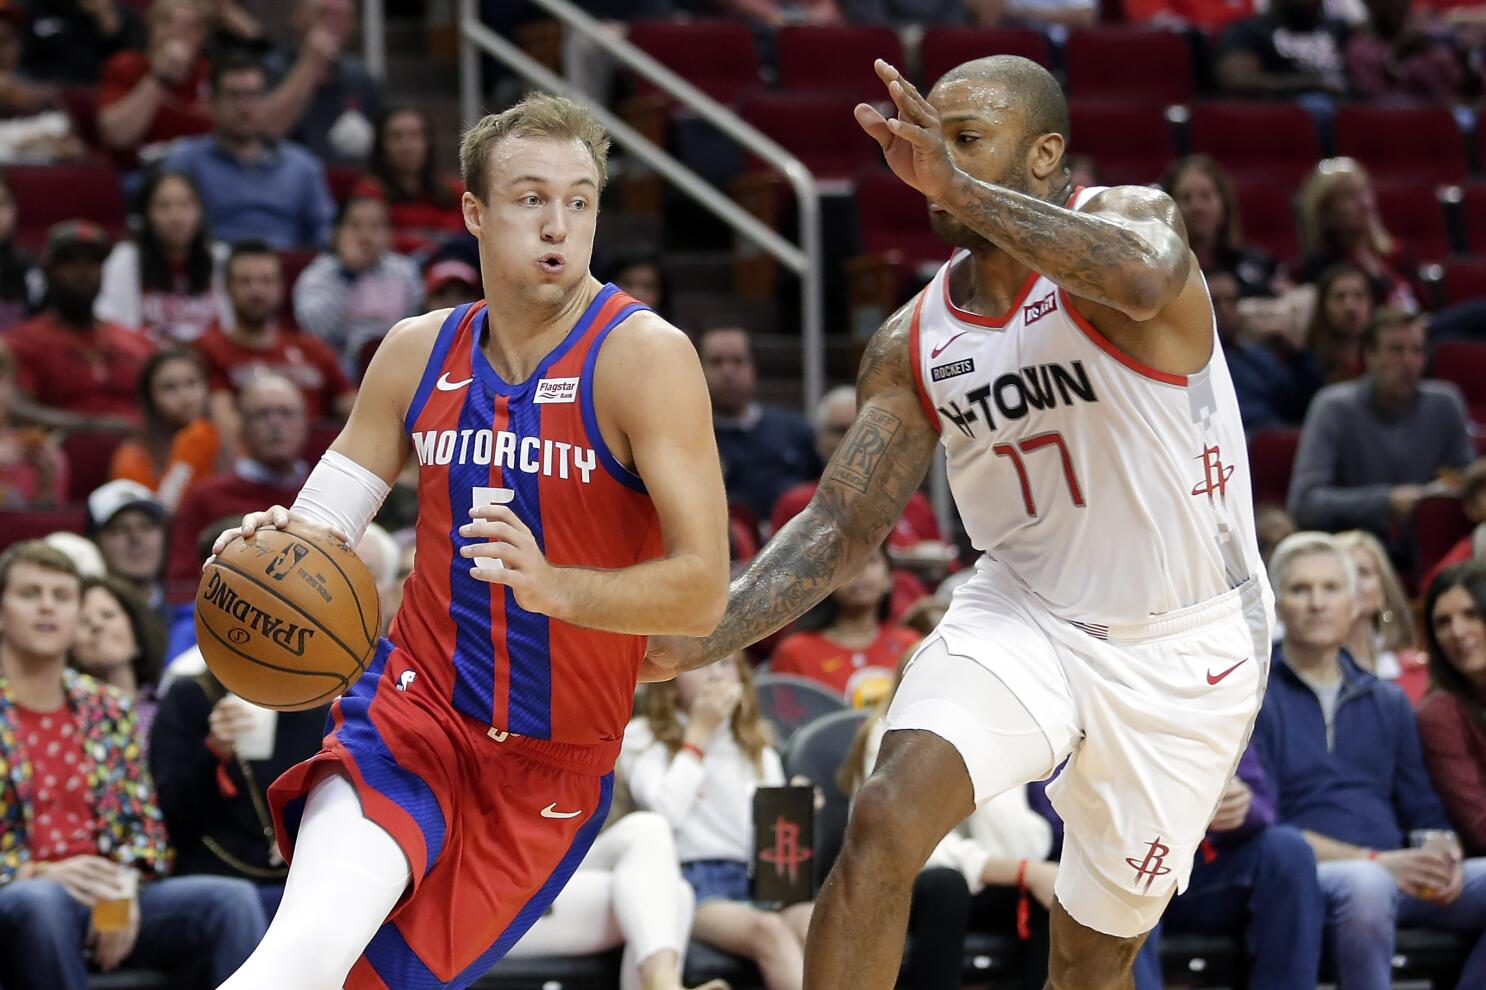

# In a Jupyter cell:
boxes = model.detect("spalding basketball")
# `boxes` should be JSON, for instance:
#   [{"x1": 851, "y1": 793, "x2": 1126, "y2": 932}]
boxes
[{"x1": 196, "y1": 527, "x2": 380, "y2": 712}]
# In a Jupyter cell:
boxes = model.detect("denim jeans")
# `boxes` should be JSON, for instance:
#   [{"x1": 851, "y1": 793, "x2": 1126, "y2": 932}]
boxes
[
  {"x1": 0, "y1": 872, "x2": 267, "y2": 990},
  {"x1": 1318, "y1": 856, "x2": 1486, "y2": 990}
]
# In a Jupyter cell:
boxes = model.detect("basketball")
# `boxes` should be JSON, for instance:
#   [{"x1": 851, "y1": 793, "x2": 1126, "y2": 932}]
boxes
[{"x1": 195, "y1": 527, "x2": 381, "y2": 712}]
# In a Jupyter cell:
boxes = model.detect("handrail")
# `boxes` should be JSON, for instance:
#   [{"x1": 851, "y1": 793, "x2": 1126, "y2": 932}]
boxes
[{"x1": 456, "y1": 0, "x2": 825, "y2": 411}]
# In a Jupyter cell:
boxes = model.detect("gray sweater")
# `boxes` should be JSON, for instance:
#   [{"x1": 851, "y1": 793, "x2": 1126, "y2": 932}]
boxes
[{"x1": 1287, "y1": 377, "x2": 1472, "y2": 540}]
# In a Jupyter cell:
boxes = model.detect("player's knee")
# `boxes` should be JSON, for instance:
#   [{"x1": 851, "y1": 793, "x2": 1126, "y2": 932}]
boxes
[
  {"x1": 1047, "y1": 926, "x2": 1143, "y2": 990},
  {"x1": 842, "y1": 772, "x2": 938, "y2": 874}
]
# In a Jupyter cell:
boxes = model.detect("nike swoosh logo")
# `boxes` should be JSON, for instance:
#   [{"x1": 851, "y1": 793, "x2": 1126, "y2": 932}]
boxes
[
  {"x1": 436, "y1": 372, "x2": 473, "y2": 391},
  {"x1": 930, "y1": 331, "x2": 970, "y2": 359},
  {"x1": 541, "y1": 803, "x2": 583, "y2": 819},
  {"x1": 1207, "y1": 659, "x2": 1249, "y2": 685}
]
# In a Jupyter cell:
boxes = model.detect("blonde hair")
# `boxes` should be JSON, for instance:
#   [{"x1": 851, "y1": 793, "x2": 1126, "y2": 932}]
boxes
[
  {"x1": 643, "y1": 655, "x2": 774, "y2": 776},
  {"x1": 459, "y1": 92, "x2": 610, "y2": 203},
  {"x1": 1299, "y1": 157, "x2": 1393, "y2": 258},
  {"x1": 1336, "y1": 530, "x2": 1417, "y2": 652}
]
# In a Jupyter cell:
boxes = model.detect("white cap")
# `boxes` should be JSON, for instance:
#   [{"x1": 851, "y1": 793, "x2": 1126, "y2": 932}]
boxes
[{"x1": 87, "y1": 480, "x2": 165, "y2": 532}]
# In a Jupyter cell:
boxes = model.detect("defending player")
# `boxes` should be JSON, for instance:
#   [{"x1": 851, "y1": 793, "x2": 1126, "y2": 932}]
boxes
[
  {"x1": 214, "y1": 93, "x2": 729, "y2": 989},
  {"x1": 645, "y1": 57, "x2": 1275, "y2": 990}
]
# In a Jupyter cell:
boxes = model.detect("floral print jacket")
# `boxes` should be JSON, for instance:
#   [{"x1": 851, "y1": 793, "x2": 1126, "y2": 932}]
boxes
[{"x1": 0, "y1": 668, "x2": 171, "y2": 884}]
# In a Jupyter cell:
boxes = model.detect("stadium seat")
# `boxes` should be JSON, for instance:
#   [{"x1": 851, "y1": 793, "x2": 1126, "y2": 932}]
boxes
[
  {"x1": 853, "y1": 169, "x2": 943, "y2": 267},
  {"x1": 627, "y1": 19, "x2": 761, "y2": 105},
  {"x1": 277, "y1": 249, "x2": 318, "y2": 327},
  {"x1": 0, "y1": 507, "x2": 88, "y2": 550},
  {"x1": 8, "y1": 163, "x2": 126, "y2": 252},
  {"x1": 1231, "y1": 179, "x2": 1298, "y2": 261},
  {"x1": 1064, "y1": 29, "x2": 1194, "y2": 104},
  {"x1": 1068, "y1": 101, "x2": 1176, "y2": 187},
  {"x1": 304, "y1": 421, "x2": 342, "y2": 465},
  {"x1": 1186, "y1": 102, "x2": 1321, "y2": 186},
  {"x1": 1414, "y1": 496, "x2": 1470, "y2": 584},
  {"x1": 61, "y1": 431, "x2": 127, "y2": 503},
  {"x1": 919, "y1": 27, "x2": 1053, "y2": 86},
  {"x1": 1463, "y1": 184, "x2": 1486, "y2": 255},
  {"x1": 88, "y1": 972, "x2": 173, "y2": 989},
  {"x1": 755, "y1": 673, "x2": 849, "y2": 744},
  {"x1": 783, "y1": 708, "x2": 868, "y2": 882},
  {"x1": 1431, "y1": 341, "x2": 1486, "y2": 423},
  {"x1": 1372, "y1": 182, "x2": 1453, "y2": 263},
  {"x1": 325, "y1": 166, "x2": 364, "y2": 206},
  {"x1": 1439, "y1": 258, "x2": 1486, "y2": 305},
  {"x1": 775, "y1": 25, "x2": 905, "y2": 100},
  {"x1": 1334, "y1": 105, "x2": 1469, "y2": 185},
  {"x1": 60, "y1": 87, "x2": 101, "y2": 149},
  {"x1": 736, "y1": 94, "x2": 884, "y2": 181},
  {"x1": 1248, "y1": 428, "x2": 1302, "y2": 507}
]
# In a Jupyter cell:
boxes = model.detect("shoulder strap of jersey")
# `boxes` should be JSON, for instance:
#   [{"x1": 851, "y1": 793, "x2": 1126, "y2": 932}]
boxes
[
  {"x1": 577, "y1": 287, "x2": 652, "y2": 492},
  {"x1": 404, "y1": 302, "x2": 480, "y2": 432},
  {"x1": 906, "y1": 290, "x2": 939, "y2": 431}
]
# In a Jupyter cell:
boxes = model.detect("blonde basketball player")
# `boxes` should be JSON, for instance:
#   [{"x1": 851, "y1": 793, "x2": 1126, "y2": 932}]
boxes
[{"x1": 646, "y1": 56, "x2": 1274, "y2": 990}]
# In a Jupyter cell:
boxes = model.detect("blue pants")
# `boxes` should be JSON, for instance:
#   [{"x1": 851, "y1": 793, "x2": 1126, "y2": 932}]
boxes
[
  {"x1": 1319, "y1": 856, "x2": 1486, "y2": 990},
  {"x1": 0, "y1": 873, "x2": 267, "y2": 990},
  {"x1": 1134, "y1": 825, "x2": 1324, "y2": 990}
]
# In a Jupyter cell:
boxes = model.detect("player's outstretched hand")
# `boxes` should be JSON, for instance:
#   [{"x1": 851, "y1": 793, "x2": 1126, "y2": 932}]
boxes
[
  {"x1": 640, "y1": 635, "x2": 704, "y2": 682},
  {"x1": 461, "y1": 504, "x2": 565, "y2": 615},
  {"x1": 206, "y1": 506, "x2": 352, "y2": 569},
  {"x1": 854, "y1": 58, "x2": 957, "y2": 203}
]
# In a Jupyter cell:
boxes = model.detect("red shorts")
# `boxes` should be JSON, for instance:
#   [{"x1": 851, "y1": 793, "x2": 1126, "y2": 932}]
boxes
[{"x1": 268, "y1": 639, "x2": 618, "y2": 989}]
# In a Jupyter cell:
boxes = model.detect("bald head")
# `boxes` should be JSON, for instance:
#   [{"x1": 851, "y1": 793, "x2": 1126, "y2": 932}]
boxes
[{"x1": 932, "y1": 55, "x2": 1069, "y2": 157}]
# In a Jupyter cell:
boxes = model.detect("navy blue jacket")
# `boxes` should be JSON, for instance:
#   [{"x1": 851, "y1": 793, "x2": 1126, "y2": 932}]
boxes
[{"x1": 1252, "y1": 646, "x2": 1451, "y2": 851}]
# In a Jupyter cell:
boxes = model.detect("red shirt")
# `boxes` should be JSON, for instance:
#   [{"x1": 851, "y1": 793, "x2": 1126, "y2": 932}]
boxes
[
  {"x1": 6, "y1": 315, "x2": 156, "y2": 420},
  {"x1": 167, "y1": 469, "x2": 308, "y2": 599},
  {"x1": 1416, "y1": 689, "x2": 1486, "y2": 856},
  {"x1": 193, "y1": 324, "x2": 354, "y2": 420},
  {"x1": 770, "y1": 625, "x2": 921, "y2": 708},
  {"x1": 352, "y1": 176, "x2": 467, "y2": 256},
  {"x1": 14, "y1": 704, "x2": 98, "y2": 862},
  {"x1": 98, "y1": 51, "x2": 212, "y2": 165},
  {"x1": 772, "y1": 483, "x2": 942, "y2": 547}
]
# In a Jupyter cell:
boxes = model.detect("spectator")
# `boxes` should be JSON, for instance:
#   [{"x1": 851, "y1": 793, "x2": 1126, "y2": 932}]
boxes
[
  {"x1": 165, "y1": 374, "x2": 309, "y2": 595},
  {"x1": 1418, "y1": 564, "x2": 1486, "y2": 856},
  {"x1": 1299, "y1": 158, "x2": 1419, "y2": 312},
  {"x1": 194, "y1": 240, "x2": 356, "y2": 422},
  {"x1": 1122, "y1": 0, "x2": 1257, "y2": 31},
  {"x1": 1257, "y1": 504, "x2": 1297, "y2": 567},
  {"x1": 6, "y1": 221, "x2": 156, "y2": 432},
  {"x1": 770, "y1": 545, "x2": 920, "y2": 709},
  {"x1": 20, "y1": 0, "x2": 145, "y2": 85},
  {"x1": 0, "y1": 340, "x2": 66, "y2": 507},
  {"x1": 1216, "y1": 0, "x2": 1351, "y2": 97},
  {"x1": 1422, "y1": 459, "x2": 1486, "y2": 593},
  {"x1": 701, "y1": 326, "x2": 821, "y2": 524},
  {"x1": 261, "y1": 0, "x2": 382, "y2": 164},
  {"x1": 720, "y1": 0, "x2": 843, "y2": 28},
  {"x1": 354, "y1": 521, "x2": 399, "y2": 639},
  {"x1": 0, "y1": 540, "x2": 267, "y2": 990},
  {"x1": 0, "y1": 2, "x2": 80, "y2": 163},
  {"x1": 1338, "y1": 529, "x2": 1429, "y2": 700},
  {"x1": 96, "y1": 170, "x2": 229, "y2": 343},
  {"x1": 163, "y1": 55, "x2": 335, "y2": 249},
  {"x1": 110, "y1": 349, "x2": 222, "y2": 512},
  {"x1": 421, "y1": 257, "x2": 481, "y2": 312},
  {"x1": 839, "y1": 0, "x2": 969, "y2": 27},
  {"x1": 292, "y1": 195, "x2": 422, "y2": 370},
  {"x1": 1208, "y1": 269, "x2": 1294, "y2": 433},
  {"x1": 626, "y1": 655, "x2": 813, "y2": 990},
  {"x1": 1288, "y1": 308, "x2": 1470, "y2": 552},
  {"x1": 96, "y1": 0, "x2": 213, "y2": 169},
  {"x1": 0, "y1": 171, "x2": 36, "y2": 330},
  {"x1": 69, "y1": 574, "x2": 165, "y2": 747},
  {"x1": 353, "y1": 107, "x2": 465, "y2": 257},
  {"x1": 1347, "y1": 0, "x2": 1467, "y2": 101},
  {"x1": 1254, "y1": 532, "x2": 1486, "y2": 990},
  {"x1": 1133, "y1": 746, "x2": 1325, "y2": 990},
  {"x1": 601, "y1": 250, "x2": 664, "y2": 312},
  {"x1": 1160, "y1": 156, "x2": 1279, "y2": 297},
  {"x1": 1295, "y1": 262, "x2": 1374, "y2": 402},
  {"x1": 87, "y1": 480, "x2": 168, "y2": 611},
  {"x1": 995, "y1": 0, "x2": 1099, "y2": 30}
]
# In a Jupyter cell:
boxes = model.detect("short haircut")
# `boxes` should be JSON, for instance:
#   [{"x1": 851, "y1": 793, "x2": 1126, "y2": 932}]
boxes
[
  {"x1": 226, "y1": 238, "x2": 279, "y2": 278},
  {"x1": 459, "y1": 92, "x2": 610, "y2": 204},
  {"x1": 813, "y1": 384, "x2": 857, "y2": 433},
  {"x1": 210, "y1": 52, "x2": 266, "y2": 93},
  {"x1": 1268, "y1": 531, "x2": 1356, "y2": 598},
  {"x1": 1363, "y1": 307, "x2": 1423, "y2": 352},
  {"x1": 933, "y1": 55, "x2": 1069, "y2": 157},
  {"x1": 334, "y1": 194, "x2": 387, "y2": 230},
  {"x1": 697, "y1": 325, "x2": 750, "y2": 354},
  {"x1": 0, "y1": 540, "x2": 81, "y2": 600}
]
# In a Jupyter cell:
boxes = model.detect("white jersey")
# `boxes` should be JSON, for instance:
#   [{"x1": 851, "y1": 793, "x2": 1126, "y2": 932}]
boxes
[{"x1": 910, "y1": 187, "x2": 1266, "y2": 627}]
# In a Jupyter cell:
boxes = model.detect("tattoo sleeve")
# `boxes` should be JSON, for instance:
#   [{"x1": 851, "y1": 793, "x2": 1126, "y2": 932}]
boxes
[
  {"x1": 944, "y1": 175, "x2": 1191, "y2": 320},
  {"x1": 689, "y1": 303, "x2": 940, "y2": 667}
]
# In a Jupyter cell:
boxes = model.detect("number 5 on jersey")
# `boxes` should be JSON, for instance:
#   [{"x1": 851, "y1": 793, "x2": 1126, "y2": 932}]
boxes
[
  {"x1": 471, "y1": 486, "x2": 515, "y2": 569},
  {"x1": 994, "y1": 431, "x2": 1085, "y2": 519}
]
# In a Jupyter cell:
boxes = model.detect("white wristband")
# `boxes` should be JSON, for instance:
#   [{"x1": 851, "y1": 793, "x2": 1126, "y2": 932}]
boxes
[{"x1": 292, "y1": 451, "x2": 392, "y2": 546}]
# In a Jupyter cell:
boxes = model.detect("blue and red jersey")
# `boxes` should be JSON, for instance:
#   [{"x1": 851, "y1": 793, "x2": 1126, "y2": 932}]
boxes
[{"x1": 390, "y1": 285, "x2": 662, "y2": 746}]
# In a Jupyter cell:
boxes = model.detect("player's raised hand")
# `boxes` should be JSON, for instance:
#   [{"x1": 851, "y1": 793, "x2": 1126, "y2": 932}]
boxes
[
  {"x1": 461, "y1": 504, "x2": 564, "y2": 615},
  {"x1": 855, "y1": 59, "x2": 957, "y2": 202},
  {"x1": 207, "y1": 506, "x2": 351, "y2": 567}
]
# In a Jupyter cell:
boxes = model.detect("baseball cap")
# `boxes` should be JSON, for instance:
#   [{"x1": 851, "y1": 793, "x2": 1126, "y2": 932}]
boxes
[
  {"x1": 42, "y1": 220, "x2": 112, "y2": 268},
  {"x1": 88, "y1": 480, "x2": 166, "y2": 533},
  {"x1": 424, "y1": 259, "x2": 479, "y2": 295}
]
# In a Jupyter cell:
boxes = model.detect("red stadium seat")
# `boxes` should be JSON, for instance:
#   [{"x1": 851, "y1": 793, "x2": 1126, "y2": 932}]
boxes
[
  {"x1": 1430, "y1": 342, "x2": 1486, "y2": 424},
  {"x1": 325, "y1": 166, "x2": 364, "y2": 206},
  {"x1": 61, "y1": 431, "x2": 127, "y2": 504},
  {"x1": 737, "y1": 95, "x2": 883, "y2": 181},
  {"x1": 1064, "y1": 29, "x2": 1194, "y2": 104},
  {"x1": 304, "y1": 421, "x2": 341, "y2": 464},
  {"x1": 1372, "y1": 182, "x2": 1452, "y2": 263},
  {"x1": 919, "y1": 28, "x2": 1052, "y2": 86},
  {"x1": 8, "y1": 163, "x2": 126, "y2": 253},
  {"x1": 1440, "y1": 258, "x2": 1486, "y2": 305},
  {"x1": 627, "y1": 20, "x2": 761, "y2": 105},
  {"x1": 1068, "y1": 101, "x2": 1176, "y2": 187},
  {"x1": 1415, "y1": 496, "x2": 1470, "y2": 584},
  {"x1": 853, "y1": 169, "x2": 943, "y2": 267},
  {"x1": 775, "y1": 25, "x2": 905, "y2": 99},
  {"x1": 1231, "y1": 179, "x2": 1298, "y2": 261},
  {"x1": 1248, "y1": 428, "x2": 1301, "y2": 507},
  {"x1": 0, "y1": 507, "x2": 89, "y2": 551},
  {"x1": 1463, "y1": 184, "x2": 1486, "y2": 255},
  {"x1": 1187, "y1": 102, "x2": 1321, "y2": 186},
  {"x1": 1334, "y1": 105, "x2": 1468, "y2": 185},
  {"x1": 277, "y1": 249, "x2": 318, "y2": 328}
]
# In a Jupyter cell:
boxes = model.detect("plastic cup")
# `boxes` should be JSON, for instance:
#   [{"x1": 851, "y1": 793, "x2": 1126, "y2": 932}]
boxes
[
  {"x1": 231, "y1": 697, "x2": 279, "y2": 761},
  {"x1": 90, "y1": 867, "x2": 136, "y2": 933}
]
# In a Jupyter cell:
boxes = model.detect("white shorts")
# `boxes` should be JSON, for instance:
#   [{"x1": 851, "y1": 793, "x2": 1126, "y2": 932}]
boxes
[{"x1": 884, "y1": 556, "x2": 1273, "y2": 938}]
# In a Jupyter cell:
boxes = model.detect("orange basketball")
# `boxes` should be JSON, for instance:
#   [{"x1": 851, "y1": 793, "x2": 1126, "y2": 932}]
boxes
[{"x1": 195, "y1": 527, "x2": 380, "y2": 712}]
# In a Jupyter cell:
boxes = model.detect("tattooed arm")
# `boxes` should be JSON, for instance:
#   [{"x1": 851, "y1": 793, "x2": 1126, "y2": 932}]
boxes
[{"x1": 642, "y1": 300, "x2": 940, "y2": 678}]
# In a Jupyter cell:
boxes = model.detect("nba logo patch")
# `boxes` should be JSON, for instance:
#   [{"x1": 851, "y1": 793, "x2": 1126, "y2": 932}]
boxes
[
  {"x1": 1023, "y1": 292, "x2": 1058, "y2": 326},
  {"x1": 534, "y1": 377, "x2": 579, "y2": 404}
]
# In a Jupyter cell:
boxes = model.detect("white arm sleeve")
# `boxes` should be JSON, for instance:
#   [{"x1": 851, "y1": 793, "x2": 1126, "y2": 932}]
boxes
[{"x1": 291, "y1": 451, "x2": 392, "y2": 545}]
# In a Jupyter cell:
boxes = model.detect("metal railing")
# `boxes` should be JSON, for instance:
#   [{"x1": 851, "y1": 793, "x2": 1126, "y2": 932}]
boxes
[{"x1": 455, "y1": 0, "x2": 825, "y2": 410}]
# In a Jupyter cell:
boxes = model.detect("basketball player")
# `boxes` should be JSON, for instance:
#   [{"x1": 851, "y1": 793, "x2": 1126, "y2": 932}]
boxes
[
  {"x1": 212, "y1": 93, "x2": 729, "y2": 989},
  {"x1": 645, "y1": 56, "x2": 1274, "y2": 989}
]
